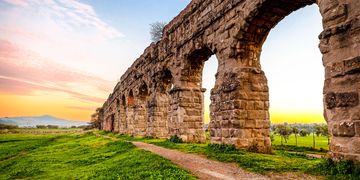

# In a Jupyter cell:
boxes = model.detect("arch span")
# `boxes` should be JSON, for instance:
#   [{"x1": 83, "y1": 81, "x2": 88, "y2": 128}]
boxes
[{"x1": 94, "y1": 0, "x2": 360, "y2": 161}]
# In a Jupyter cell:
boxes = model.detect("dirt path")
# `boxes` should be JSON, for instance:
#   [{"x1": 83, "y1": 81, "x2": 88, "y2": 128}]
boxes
[{"x1": 133, "y1": 141, "x2": 267, "y2": 180}]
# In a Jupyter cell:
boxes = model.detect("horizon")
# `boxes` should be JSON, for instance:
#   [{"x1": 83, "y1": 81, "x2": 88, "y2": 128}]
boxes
[{"x1": 0, "y1": 0, "x2": 325, "y2": 124}]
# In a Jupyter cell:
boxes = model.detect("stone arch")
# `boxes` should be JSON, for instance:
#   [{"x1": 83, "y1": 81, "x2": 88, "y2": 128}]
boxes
[
  {"x1": 112, "y1": 98, "x2": 120, "y2": 132},
  {"x1": 169, "y1": 46, "x2": 217, "y2": 142},
  {"x1": 147, "y1": 68, "x2": 174, "y2": 138},
  {"x1": 139, "y1": 82, "x2": 149, "y2": 100},
  {"x1": 209, "y1": 0, "x2": 322, "y2": 153},
  {"x1": 233, "y1": 0, "x2": 316, "y2": 68},
  {"x1": 119, "y1": 94, "x2": 127, "y2": 133},
  {"x1": 134, "y1": 82, "x2": 150, "y2": 136},
  {"x1": 126, "y1": 90, "x2": 136, "y2": 134},
  {"x1": 110, "y1": 113, "x2": 115, "y2": 132},
  {"x1": 211, "y1": 0, "x2": 359, "y2": 156},
  {"x1": 128, "y1": 90, "x2": 135, "y2": 107}
]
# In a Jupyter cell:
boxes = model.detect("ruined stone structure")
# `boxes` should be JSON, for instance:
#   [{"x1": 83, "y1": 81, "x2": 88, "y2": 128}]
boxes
[{"x1": 95, "y1": 0, "x2": 360, "y2": 160}]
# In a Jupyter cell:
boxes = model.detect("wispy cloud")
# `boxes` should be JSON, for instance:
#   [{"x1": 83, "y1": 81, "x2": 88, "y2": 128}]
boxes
[
  {"x1": 0, "y1": 40, "x2": 113, "y2": 103},
  {"x1": 2, "y1": 0, "x2": 123, "y2": 40}
]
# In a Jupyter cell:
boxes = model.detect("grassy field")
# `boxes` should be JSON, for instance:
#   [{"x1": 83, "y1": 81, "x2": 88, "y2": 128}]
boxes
[
  {"x1": 0, "y1": 130, "x2": 195, "y2": 179},
  {"x1": 272, "y1": 134, "x2": 329, "y2": 150},
  {"x1": 1, "y1": 129, "x2": 359, "y2": 180},
  {"x1": 103, "y1": 132, "x2": 359, "y2": 180}
]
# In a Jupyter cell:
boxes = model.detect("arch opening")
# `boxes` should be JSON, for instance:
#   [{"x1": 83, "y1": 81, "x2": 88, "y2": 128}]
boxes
[
  {"x1": 120, "y1": 95, "x2": 127, "y2": 133},
  {"x1": 202, "y1": 55, "x2": 219, "y2": 137},
  {"x1": 136, "y1": 82, "x2": 150, "y2": 136},
  {"x1": 148, "y1": 69, "x2": 174, "y2": 138},
  {"x1": 127, "y1": 90, "x2": 135, "y2": 134},
  {"x1": 261, "y1": 5, "x2": 324, "y2": 124},
  {"x1": 173, "y1": 47, "x2": 217, "y2": 142}
]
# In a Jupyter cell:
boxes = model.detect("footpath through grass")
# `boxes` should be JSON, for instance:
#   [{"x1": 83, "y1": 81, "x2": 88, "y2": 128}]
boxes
[
  {"x1": 107, "y1": 132, "x2": 360, "y2": 180},
  {"x1": 0, "y1": 131, "x2": 195, "y2": 179}
]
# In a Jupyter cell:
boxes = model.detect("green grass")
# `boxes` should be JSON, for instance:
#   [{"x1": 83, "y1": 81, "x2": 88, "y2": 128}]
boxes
[
  {"x1": 0, "y1": 131, "x2": 195, "y2": 179},
  {"x1": 272, "y1": 134, "x2": 329, "y2": 150},
  {"x1": 112, "y1": 133, "x2": 360, "y2": 179}
]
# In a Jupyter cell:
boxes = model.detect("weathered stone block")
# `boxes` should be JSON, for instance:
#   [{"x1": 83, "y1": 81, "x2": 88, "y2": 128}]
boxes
[
  {"x1": 333, "y1": 122, "x2": 356, "y2": 137},
  {"x1": 326, "y1": 92, "x2": 359, "y2": 109}
]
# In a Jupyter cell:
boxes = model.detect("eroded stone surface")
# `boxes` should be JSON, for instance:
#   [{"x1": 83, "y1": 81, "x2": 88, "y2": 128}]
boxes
[{"x1": 93, "y1": 0, "x2": 360, "y2": 161}]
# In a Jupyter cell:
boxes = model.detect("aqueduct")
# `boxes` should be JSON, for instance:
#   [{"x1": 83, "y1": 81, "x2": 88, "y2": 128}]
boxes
[{"x1": 95, "y1": 0, "x2": 360, "y2": 161}]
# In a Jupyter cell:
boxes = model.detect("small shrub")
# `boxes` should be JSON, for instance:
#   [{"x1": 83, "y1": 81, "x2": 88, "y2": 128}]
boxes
[
  {"x1": 273, "y1": 145, "x2": 326, "y2": 153},
  {"x1": 168, "y1": 135, "x2": 183, "y2": 143},
  {"x1": 270, "y1": 134, "x2": 275, "y2": 142},
  {"x1": 207, "y1": 144, "x2": 239, "y2": 154},
  {"x1": 247, "y1": 143, "x2": 259, "y2": 153}
]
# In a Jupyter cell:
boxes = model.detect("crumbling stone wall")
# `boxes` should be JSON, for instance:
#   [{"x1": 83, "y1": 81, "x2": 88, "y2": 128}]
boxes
[{"x1": 95, "y1": 0, "x2": 360, "y2": 160}]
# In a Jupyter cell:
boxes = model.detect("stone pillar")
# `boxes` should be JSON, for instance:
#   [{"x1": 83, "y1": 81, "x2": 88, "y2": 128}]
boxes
[
  {"x1": 134, "y1": 102, "x2": 147, "y2": 136},
  {"x1": 319, "y1": 0, "x2": 360, "y2": 161},
  {"x1": 210, "y1": 68, "x2": 271, "y2": 153},
  {"x1": 113, "y1": 109, "x2": 120, "y2": 132},
  {"x1": 209, "y1": 49, "x2": 271, "y2": 153},
  {"x1": 147, "y1": 93, "x2": 169, "y2": 138},
  {"x1": 169, "y1": 86, "x2": 206, "y2": 143}
]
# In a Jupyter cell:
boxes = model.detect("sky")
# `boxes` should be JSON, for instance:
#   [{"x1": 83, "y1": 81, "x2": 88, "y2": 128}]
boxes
[{"x1": 0, "y1": 0, "x2": 325, "y2": 124}]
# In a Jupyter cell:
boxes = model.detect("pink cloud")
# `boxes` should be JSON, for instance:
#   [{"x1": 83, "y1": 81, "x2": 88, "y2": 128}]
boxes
[
  {"x1": 0, "y1": 40, "x2": 112, "y2": 103},
  {"x1": 2, "y1": 0, "x2": 28, "y2": 7},
  {"x1": 0, "y1": 76, "x2": 106, "y2": 103}
]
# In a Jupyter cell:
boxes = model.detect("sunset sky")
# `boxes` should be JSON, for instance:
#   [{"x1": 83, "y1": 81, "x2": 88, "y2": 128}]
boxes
[{"x1": 0, "y1": 0, "x2": 325, "y2": 124}]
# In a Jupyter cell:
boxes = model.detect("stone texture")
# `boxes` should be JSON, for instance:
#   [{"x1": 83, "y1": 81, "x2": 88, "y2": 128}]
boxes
[{"x1": 92, "y1": 0, "x2": 360, "y2": 161}]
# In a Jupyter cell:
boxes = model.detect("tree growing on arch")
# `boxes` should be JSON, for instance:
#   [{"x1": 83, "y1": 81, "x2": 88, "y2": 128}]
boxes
[{"x1": 150, "y1": 22, "x2": 166, "y2": 42}]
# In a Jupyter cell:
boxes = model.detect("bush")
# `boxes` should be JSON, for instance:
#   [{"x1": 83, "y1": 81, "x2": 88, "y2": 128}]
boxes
[
  {"x1": 82, "y1": 125, "x2": 93, "y2": 130},
  {"x1": 207, "y1": 144, "x2": 239, "y2": 154},
  {"x1": 168, "y1": 135, "x2": 183, "y2": 143},
  {"x1": 312, "y1": 158, "x2": 360, "y2": 179},
  {"x1": 46, "y1": 125, "x2": 58, "y2": 129},
  {"x1": 36, "y1": 125, "x2": 47, "y2": 129}
]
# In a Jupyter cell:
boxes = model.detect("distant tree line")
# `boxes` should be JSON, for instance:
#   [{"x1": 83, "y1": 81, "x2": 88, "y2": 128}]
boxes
[{"x1": 0, "y1": 124, "x2": 18, "y2": 130}]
